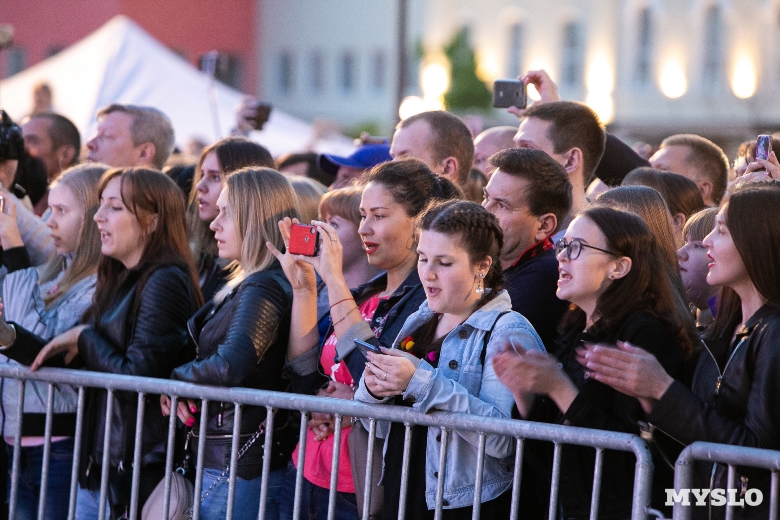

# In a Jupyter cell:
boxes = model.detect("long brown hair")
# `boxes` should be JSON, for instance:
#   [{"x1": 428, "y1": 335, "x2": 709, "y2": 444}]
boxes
[
  {"x1": 562, "y1": 206, "x2": 697, "y2": 355},
  {"x1": 86, "y1": 168, "x2": 203, "y2": 322},
  {"x1": 706, "y1": 182, "x2": 780, "y2": 340},
  {"x1": 188, "y1": 137, "x2": 275, "y2": 264}
]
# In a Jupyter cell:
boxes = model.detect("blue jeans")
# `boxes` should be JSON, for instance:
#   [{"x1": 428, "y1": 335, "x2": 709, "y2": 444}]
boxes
[
  {"x1": 6, "y1": 438, "x2": 74, "y2": 520},
  {"x1": 278, "y1": 462, "x2": 359, "y2": 520},
  {"x1": 73, "y1": 485, "x2": 110, "y2": 520},
  {"x1": 198, "y1": 467, "x2": 285, "y2": 520}
]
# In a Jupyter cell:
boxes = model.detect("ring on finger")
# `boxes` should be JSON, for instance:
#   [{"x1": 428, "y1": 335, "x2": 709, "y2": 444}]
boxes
[{"x1": 383, "y1": 371, "x2": 387, "y2": 381}]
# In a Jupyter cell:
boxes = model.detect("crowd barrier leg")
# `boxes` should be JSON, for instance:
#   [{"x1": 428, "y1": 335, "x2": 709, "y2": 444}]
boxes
[{"x1": 508, "y1": 437, "x2": 524, "y2": 520}]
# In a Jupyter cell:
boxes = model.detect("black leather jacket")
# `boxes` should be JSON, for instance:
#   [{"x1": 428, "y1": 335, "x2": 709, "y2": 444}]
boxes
[
  {"x1": 172, "y1": 266, "x2": 292, "y2": 435},
  {"x1": 76, "y1": 264, "x2": 199, "y2": 486},
  {"x1": 650, "y1": 305, "x2": 780, "y2": 519}
]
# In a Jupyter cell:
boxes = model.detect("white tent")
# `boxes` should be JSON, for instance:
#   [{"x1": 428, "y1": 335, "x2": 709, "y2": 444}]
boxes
[{"x1": 0, "y1": 15, "x2": 355, "y2": 157}]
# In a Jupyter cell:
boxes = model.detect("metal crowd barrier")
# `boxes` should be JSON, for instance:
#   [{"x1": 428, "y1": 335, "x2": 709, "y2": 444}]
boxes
[
  {"x1": 0, "y1": 364, "x2": 655, "y2": 520},
  {"x1": 673, "y1": 442, "x2": 780, "y2": 520}
]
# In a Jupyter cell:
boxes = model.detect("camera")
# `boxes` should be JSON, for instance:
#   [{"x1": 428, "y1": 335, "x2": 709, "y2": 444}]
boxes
[
  {"x1": 288, "y1": 223, "x2": 319, "y2": 256},
  {"x1": 0, "y1": 111, "x2": 25, "y2": 161},
  {"x1": 492, "y1": 79, "x2": 527, "y2": 109}
]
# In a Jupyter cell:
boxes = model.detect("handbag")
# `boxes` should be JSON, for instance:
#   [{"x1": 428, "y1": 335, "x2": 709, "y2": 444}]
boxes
[{"x1": 142, "y1": 431, "x2": 195, "y2": 520}]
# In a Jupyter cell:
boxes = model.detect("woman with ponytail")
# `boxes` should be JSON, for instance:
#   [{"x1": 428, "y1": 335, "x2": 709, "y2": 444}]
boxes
[{"x1": 355, "y1": 200, "x2": 545, "y2": 519}]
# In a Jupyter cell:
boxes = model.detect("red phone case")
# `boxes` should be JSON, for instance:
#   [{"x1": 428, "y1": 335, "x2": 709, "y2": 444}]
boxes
[{"x1": 288, "y1": 224, "x2": 319, "y2": 256}]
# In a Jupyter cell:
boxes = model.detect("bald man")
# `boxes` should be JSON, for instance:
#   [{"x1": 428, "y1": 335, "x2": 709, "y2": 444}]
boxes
[{"x1": 473, "y1": 126, "x2": 516, "y2": 178}]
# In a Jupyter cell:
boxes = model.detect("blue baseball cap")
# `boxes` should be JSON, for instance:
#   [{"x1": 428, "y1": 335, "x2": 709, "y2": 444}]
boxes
[{"x1": 318, "y1": 144, "x2": 392, "y2": 176}]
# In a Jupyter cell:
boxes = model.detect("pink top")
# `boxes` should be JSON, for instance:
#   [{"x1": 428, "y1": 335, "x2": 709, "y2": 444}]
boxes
[{"x1": 292, "y1": 295, "x2": 384, "y2": 493}]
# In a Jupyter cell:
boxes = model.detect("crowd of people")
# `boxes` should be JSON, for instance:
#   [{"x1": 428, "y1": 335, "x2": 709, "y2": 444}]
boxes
[{"x1": 0, "y1": 67, "x2": 777, "y2": 520}]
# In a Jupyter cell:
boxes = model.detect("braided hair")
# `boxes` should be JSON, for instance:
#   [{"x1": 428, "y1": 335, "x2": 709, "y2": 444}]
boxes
[{"x1": 419, "y1": 200, "x2": 504, "y2": 304}]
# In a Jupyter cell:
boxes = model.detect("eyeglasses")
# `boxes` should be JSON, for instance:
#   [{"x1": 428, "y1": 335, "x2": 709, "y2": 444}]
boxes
[{"x1": 555, "y1": 238, "x2": 619, "y2": 261}]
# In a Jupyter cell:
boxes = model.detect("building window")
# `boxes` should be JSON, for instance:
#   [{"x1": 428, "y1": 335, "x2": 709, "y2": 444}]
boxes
[
  {"x1": 340, "y1": 50, "x2": 356, "y2": 92},
  {"x1": 507, "y1": 23, "x2": 524, "y2": 78},
  {"x1": 278, "y1": 51, "x2": 294, "y2": 94},
  {"x1": 702, "y1": 4, "x2": 724, "y2": 89},
  {"x1": 199, "y1": 52, "x2": 242, "y2": 89},
  {"x1": 634, "y1": 8, "x2": 653, "y2": 86},
  {"x1": 309, "y1": 51, "x2": 324, "y2": 93},
  {"x1": 372, "y1": 50, "x2": 386, "y2": 91},
  {"x1": 3, "y1": 46, "x2": 27, "y2": 78},
  {"x1": 561, "y1": 22, "x2": 584, "y2": 87}
]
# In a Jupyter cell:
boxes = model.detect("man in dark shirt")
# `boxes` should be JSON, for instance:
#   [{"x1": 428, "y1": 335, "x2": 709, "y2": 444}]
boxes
[{"x1": 482, "y1": 148, "x2": 572, "y2": 352}]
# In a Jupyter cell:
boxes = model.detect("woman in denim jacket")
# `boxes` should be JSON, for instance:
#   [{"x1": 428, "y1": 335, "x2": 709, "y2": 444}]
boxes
[{"x1": 355, "y1": 201, "x2": 545, "y2": 519}]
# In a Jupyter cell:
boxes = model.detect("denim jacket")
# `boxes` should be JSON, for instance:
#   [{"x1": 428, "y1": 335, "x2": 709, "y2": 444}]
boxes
[{"x1": 354, "y1": 290, "x2": 545, "y2": 509}]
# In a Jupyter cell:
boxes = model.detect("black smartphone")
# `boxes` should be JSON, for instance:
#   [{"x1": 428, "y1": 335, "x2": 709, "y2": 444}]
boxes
[
  {"x1": 249, "y1": 103, "x2": 272, "y2": 131},
  {"x1": 492, "y1": 79, "x2": 527, "y2": 109},
  {"x1": 354, "y1": 339, "x2": 382, "y2": 356}
]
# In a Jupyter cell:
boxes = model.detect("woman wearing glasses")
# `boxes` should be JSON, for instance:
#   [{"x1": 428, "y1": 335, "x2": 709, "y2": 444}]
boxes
[{"x1": 493, "y1": 205, "x2": 696, "y2": 519}]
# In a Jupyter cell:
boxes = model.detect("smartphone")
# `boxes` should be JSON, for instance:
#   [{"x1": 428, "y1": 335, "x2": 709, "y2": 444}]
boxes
[
  {"x1": 492, "y1": 79, "x2": 527, "y2": 109},
  {"x1": 0, "y1": 195, "x2": 5, "y2": 213},
  {"x1": 288, "y1": 223, "x2": 319, "y2": 256},
  {"x1": 354, "y1": 339, "x2": 382, "y2": 356},
  {"x1": 756, "y1": 135, "x2": 772, "y2": 161},
  {"x1": 249, "y1": 103, "x2": 272, "y2": 131}
]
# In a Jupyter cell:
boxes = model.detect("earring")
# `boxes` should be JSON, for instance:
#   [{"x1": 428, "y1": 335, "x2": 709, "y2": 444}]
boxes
[{"x1": 475, "y1": 273, "x2": 485, "y2": 295}]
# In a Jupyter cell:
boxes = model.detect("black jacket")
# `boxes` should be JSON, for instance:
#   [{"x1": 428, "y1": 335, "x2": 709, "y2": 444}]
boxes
[
  {"x1": 75, "y1": 264, "x2": 199, "y2": 487},
  {"x1": 171, "y1": 267, "x2": 292, "y2": 436},
  {"x1": 650, "y1": 305, "x2": 780, "y2": 520},
  {"x1": 532, "y1": 310, "x2": 685, "y2": 520},
  {"x1": 502, "y1": 238, "x2": 569, "y2": 353},
  {"x1": 286, "y1": 269, "x2": 425, "y2": 395}
]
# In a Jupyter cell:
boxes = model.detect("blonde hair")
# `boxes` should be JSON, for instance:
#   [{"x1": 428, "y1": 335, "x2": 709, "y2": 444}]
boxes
[
  {"x1": 596, "y1": 186, "x2": 679, "y2": 272},
  {"x1": 319, "y1": 185, "x2": 363, "y2": 226},
  {"x1": 683, "y1": 207, "x2": 718, "y2": 242},
  {"x1": 39, "y1": 164, "x2": 108, "y2": 305},
  {"x1": 214, "y1": 167, "x2": 299, "y2": 302},
  {"x1": 287, "y1": 175, "x2": 327, "y2": 224}
]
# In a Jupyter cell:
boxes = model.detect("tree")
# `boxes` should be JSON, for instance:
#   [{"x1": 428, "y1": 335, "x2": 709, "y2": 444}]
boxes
[{"x1": 443, "y1": 27, "x2": 492, "y2": 111}]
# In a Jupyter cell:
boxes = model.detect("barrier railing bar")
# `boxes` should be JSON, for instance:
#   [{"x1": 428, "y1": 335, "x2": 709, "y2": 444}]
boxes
[
  {"x1": 257, "y1": 405, "x2": 276, "y2": 520},
  {"x1": 291, "y1": 411, "x2": 308, "y2": 520},
  {"x1": 434, "y1": 427, "x2": 449, "y2": 520},
  {"x1": 191, "y1": 397, "x2": 209, "y2": 520},
  {"x1": 161, "y1": 395, "x2": 179, "y2": 520},
  {"x1": 8, "y1": 379, "x2": 25, "y2": 520},
  {"x1": 36, "y1": 383, "x2": 55, "y2": 520},
  {"x1": 589, "y1": 447, "x2": 604, "y2": 520},
  {"x1": 725, "y1": 464, "x2": 737, "y2": 520},
  {"x1": 0, "y1": 366, "x2": 661, "y2": 520},
  {"x1": 629, "y1": 437, "x2": 654, "y2": 520},
  {"x1": 98, "y1": 389, "x2": 115, "y2": 520},
  {"x1": 674, "y1": 442, "x2": 780, "y2": 520},
  {"x1": 771, "y1": 471, "x2": 779, "y2": 520},
  {"x1": 67, "y1": 386, "x2": 86, "y2": 520},
  {"x1": 129, "y1": 392, "x2": 146, "y2": 520},
  {"x1": 361, "y1": 418, "x2": 377, "y2": 520},
  {"x1": 327, "y1": 414, "x2": 343, "y2": 520},
  {"x1": 397, "y1": 422, "x2": 413, "y2": 520},
  {"x1": 471, "y1": 433, "x2": 487, "y2": 520},
  {"x1": 226, "y1": 402, "x2": 242, "y2": 520},
  {"x1": 509, "y1": 437, "x2": 524, "y2": 520},
  {"x1": 548, "y1": 442, "x2": 562, "y2": 520}
]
